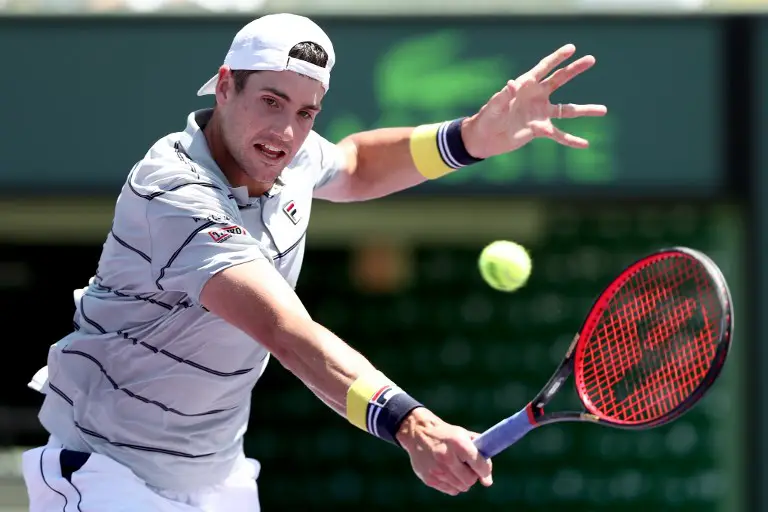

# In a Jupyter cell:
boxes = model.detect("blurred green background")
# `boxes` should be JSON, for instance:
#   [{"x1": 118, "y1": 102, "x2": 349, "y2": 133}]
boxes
[{"x1": 0, "y1": 2, "x2": 763, "y2": 511}]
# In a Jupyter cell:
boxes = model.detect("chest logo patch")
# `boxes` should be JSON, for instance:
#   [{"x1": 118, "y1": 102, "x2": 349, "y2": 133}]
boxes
[{"x1": 282, "y1": 201, "x2": 301, "y2": 225}]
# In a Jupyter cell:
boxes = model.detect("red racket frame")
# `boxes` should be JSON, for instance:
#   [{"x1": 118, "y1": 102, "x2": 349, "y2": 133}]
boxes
[{"x1": 527, "y1": 247, "x2": 733, "y2": 430}]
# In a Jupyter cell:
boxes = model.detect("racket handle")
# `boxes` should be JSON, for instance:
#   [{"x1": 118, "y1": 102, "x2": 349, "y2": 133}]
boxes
[{"x1": 473, "y1": 407, "x2": 535, "y2": 458}]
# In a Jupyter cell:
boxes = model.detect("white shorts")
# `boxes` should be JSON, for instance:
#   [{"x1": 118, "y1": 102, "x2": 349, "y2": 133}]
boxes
[{"x1": 22, "y1": 437, "x2": 261, "y2": 512}]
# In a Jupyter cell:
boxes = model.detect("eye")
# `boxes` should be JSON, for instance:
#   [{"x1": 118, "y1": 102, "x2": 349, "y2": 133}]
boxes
[
  {"x1": 262, "y1": 97, "x2": 278, "y2": 108},
  {"x1": 298, "y1": 111, "x2": 313, "y2": 120}
]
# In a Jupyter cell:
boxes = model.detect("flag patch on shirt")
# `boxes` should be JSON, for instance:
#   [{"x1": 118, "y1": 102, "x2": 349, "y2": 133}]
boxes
[
  {"x1": 283, "y1": 201, "x2": 300, "y2": 225},
  {"x1": 208, "y1": 225, "x2": 248, "y2": 243}
]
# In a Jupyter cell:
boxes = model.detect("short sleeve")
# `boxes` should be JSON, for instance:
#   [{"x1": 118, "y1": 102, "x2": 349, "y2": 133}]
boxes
[
  {"x1": 146, "y1": 183, "x2": 270, "y2": 302},
  {"x1": 306, "y1": 131, "x2": 348, "y2": 190}
]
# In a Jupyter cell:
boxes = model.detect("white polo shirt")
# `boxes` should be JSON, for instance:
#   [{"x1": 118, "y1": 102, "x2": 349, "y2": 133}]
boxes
[{"x1": 36, "y1": 109, "x2": 346, "y2": 491}]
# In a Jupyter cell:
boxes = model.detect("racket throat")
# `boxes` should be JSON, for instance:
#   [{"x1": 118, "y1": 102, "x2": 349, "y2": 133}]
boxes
[{"x1": 528, "y1": 403, "x2": 545, "y2": 424}]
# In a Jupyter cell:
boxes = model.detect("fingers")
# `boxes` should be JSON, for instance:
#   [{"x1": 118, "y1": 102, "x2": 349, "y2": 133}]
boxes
[
  {"x1": 468, "y1": 431, "x2": 494, "y2": 487},
  {"x1": 426, "y1": 471, "x2": 464, "y2": 496},
  {"x1": 530, "y1": 43, "x2": 576, "y2": 82},
  {"x1": 433, "y1": 483, "x2": 459, "y2": 496},
  {"x1": 462, "y1": 449, "x2": 493, "y2": 485},
  {"x1": 427, "y1": 460, "x2": 482, "y2": 495},
  {"x1": 449, "y1": 432, "x2": 494, "y2": 486},
  {"x1": 484, "y1": 80, "x2": 518, "y2": 116},
  {"x1": 408, "y1": 419, "x2": 496, "y2": 496},
  {"x1": 551, "y1": 103, "x2": 608, "y2": 119},
  {"x1": 542, "y1": 54, "x2": 596, "y2": 92},
  {"x1": 430, "y1": 467, "x2": 473, "y2": 495},
  {"x1": 428, "y1": 443, "x2": 481, "y2": 495},
  {"x1": 547, "y1": 125, "x2": 590, "y2": 149},
  {"x1": 451, "y1": 461, "x2": 482, "y2": 490}
]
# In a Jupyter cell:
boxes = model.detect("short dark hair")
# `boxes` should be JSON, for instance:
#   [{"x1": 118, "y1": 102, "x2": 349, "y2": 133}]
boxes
[{"x1": 232, "y1": 41, "x2": 329, "y2": 93}]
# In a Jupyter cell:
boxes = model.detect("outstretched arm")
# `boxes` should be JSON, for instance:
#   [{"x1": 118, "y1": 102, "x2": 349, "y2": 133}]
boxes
[
  {"x1": 315, "y1": 43, "x2": 607, "y2": 203},
  {"x1": 199, "y1": 259, "x2": 493, "y2": 495}
]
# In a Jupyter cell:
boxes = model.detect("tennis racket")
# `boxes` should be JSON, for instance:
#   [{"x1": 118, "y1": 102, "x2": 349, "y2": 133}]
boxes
[{"x1": 473, "y1": 246, "x2": 733, "y2": 459}]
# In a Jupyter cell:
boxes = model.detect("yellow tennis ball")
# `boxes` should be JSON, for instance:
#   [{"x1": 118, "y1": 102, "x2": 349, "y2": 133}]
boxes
[{"x1": 478, "y1": 240, "x2": 532, "y2": 292}]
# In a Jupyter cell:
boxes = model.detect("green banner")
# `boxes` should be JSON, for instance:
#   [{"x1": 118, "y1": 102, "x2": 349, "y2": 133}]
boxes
[{"x1": 0, "y1": 17, "x2": 724, "y2": 196}]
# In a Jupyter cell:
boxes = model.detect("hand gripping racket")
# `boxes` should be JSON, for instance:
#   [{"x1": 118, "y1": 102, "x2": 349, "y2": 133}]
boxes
[{"x1": 474, "y1": 247, "x2": 733, "y2": 459}]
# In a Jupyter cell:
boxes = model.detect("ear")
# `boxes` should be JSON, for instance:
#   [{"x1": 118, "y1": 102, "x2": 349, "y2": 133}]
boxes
[{"x1": 215, "y1": 65, "x2": 233, "y2": 104}]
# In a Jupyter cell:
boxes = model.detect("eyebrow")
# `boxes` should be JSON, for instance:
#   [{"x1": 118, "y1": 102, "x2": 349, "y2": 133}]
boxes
[{"x1": 260, "y1": 87, "x2": 321, "y2": 111}]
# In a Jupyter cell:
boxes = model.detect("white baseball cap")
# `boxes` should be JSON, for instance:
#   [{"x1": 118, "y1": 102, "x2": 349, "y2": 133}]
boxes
[{"x1": 196, "y1": 13, "x2": 336, "y2": 96}]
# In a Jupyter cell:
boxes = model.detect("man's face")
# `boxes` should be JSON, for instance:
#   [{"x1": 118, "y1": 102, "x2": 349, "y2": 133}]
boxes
[{"x1": 214, "y1": 67, "x2": 325, "y2": 186}]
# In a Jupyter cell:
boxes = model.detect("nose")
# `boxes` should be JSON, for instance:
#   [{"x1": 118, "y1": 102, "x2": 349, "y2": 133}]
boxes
[
  {"x1": 268, "y1": 117, "x2": 293, "y2": 145},
  {"x1": 281, "y1": 123, "x2": 294, "y2": 141}
]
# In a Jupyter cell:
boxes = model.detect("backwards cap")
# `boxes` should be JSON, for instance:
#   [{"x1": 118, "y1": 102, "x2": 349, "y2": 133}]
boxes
[{"x1": 197, "y1": 13, "x2": 335, "y2": 96}]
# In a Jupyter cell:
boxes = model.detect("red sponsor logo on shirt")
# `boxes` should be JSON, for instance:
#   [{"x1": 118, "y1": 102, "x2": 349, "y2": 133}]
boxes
[{"x1": 208, "y1": 225, "x2": 248, "y2": 243}]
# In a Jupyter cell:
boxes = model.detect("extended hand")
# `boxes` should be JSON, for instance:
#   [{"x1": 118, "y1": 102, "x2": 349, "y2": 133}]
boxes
[
  {"x1": 396, "y1": 408, "x2": 493, "y2": 496},
  {"x1": 462, "y1": 44, "x2": 608, "y2": 158}
]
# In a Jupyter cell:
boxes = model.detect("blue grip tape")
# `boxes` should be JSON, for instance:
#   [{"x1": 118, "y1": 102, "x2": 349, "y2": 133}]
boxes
[{"x1": 473, "y1": 407, "x2": 535, "y2": 458}]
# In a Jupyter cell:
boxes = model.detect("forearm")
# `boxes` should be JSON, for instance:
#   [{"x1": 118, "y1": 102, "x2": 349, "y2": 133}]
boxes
[
  {"x1": 201, "y1": 260, "x2": 423, "y2": 444},
  {"x1": 273, "y1": 315, "x2": 423, "y2": 443},
  {"x1": 329, "y1": 127, "x2": 426, "y2": 202},
  {"x1": 270, "y1": 315, "x2": 376, "y2": 417},
  {"x1": 317, "y1": 119, "x2": 483, "y2": 203}
]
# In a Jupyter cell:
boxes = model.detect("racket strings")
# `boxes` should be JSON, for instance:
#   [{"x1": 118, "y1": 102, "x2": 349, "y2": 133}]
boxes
[{"x1": 578, "y1": 255, "x2": 723, "y2": 424}]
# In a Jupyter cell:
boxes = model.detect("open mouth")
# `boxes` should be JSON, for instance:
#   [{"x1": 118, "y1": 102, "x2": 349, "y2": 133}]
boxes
[{"x1": 255, "y1": 143, "x2": 286, "y2": 161}]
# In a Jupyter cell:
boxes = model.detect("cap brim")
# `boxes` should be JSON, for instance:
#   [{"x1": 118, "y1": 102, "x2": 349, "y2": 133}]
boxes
[{"x1": 197, "y1": 74, "x2": 218, "y2": 96}]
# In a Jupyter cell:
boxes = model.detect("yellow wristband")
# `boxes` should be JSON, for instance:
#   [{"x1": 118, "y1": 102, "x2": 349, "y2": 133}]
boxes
[
  {"x1": 410, "y1": 118, "x2": 485, "y2": 180},
  {"x1": 410, "y1": 123, "x2": 454, "y2": 179},
  {"x1": 346, "y1": 371, "x2": 423, "y2": 444},
  {"x1": 346, "y1": 371, "x2": 392, "y2": 432}
]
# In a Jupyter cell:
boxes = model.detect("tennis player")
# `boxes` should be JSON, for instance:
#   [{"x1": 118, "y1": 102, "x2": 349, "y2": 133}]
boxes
[{"x1": 21, "y1": 13, "x2": 606, "y2": 512}]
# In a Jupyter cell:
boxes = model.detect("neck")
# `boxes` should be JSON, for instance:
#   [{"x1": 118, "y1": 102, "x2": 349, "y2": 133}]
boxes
[{"x1": 203, "y1": 111, "x2": 273, "y2": 197}]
